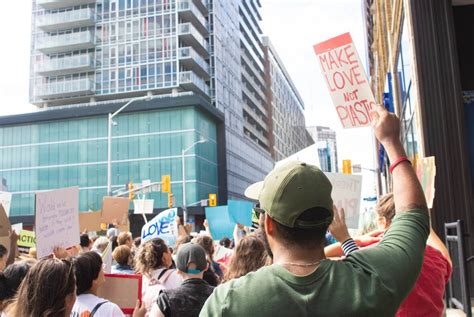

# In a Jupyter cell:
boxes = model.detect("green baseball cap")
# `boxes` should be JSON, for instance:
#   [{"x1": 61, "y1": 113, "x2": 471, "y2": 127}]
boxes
[{"x1": 245, "y1": 161, "x2": 333, "y2": 228}]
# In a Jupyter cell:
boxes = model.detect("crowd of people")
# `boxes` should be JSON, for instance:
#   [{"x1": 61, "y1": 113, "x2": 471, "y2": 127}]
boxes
[{"x1": 0, "y1": 106, "x2": 453, "y2": 316}]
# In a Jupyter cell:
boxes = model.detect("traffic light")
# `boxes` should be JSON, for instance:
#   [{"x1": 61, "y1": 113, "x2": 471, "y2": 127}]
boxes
[
  {"x1": 342, "y1": 160, "x2": 352, "y2": 174},
  {"x1": 168, "y1": 192, "x2": 174, "y2": 208},
  {"x1": 209, "y1": 193, "x2": 217, "y2": 207},
  {"x1": 162, "y1": 175, "x2": 171, "y2": 193},
  {"x1": 128, "y1": 182, "x2": 135, "y2": 200}
]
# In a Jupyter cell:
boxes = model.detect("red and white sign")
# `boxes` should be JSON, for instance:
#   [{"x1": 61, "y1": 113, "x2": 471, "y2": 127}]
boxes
[{"x1": 313, "y1": 33, "x2": 375, "y2": 129}]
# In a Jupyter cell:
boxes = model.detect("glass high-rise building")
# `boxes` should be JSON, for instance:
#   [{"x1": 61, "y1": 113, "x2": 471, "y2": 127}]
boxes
[{"x1": 0, "y1": 0, "x2": 310, "y2": 220}]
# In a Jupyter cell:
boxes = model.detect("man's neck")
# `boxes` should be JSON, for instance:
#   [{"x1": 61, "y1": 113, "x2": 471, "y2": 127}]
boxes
[{"x1": 272, "y1": 245, "x2": 326, "y2": 276}]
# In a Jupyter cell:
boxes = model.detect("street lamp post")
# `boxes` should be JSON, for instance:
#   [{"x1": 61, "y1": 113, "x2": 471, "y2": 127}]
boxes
[
  {"x1": 181, "y1": 139, "x2": 207, "y2": 224},
  {"x1": 107, "y1": 94, "x2": 153, "y2": 196}
]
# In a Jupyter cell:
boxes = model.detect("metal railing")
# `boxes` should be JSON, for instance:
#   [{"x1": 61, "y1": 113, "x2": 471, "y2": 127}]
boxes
[
  {"x1": 178, "y1": 47, "x2": 210, "y2": 74},
  {"x1": 179, "y1": 71, "x2": 210, "y2": 96},
  {"x1": 178, "y1": 23, "x2": 209, "y2": 53},
  {"x1": 178, "y1": 0, "x2": 208, "y2": 30},
  {"x1": 36, "y1": 54, "x2": 94, "y2": 74},
  {"x1": 37, "y1": 8, "x2": 95, "y2": 29},
  {"x1": 36, "y1": 78, "x2": 95, "y2": 97},
  {"x1": 37, "y1": 31, "x2": 94, "y2": 51}
]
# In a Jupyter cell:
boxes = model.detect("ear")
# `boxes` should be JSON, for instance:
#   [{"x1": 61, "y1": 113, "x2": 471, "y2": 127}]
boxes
[{"x1": 264, "y1": 213, "x2": 274, "y2": 235}]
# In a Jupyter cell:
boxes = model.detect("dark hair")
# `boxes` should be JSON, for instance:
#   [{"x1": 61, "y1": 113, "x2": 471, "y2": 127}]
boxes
[
  {"x1": 80, "y1": 234, "x2": 91, "y2": 248},
  {"x1": 73, "y1": 251, "x2": 103, "y2": 295},
  {"x1": 175, "y1": 235, "x2": 192, "y2": 254},
  {"x1": 271, "y1": 207, "x2": 331, "y2": 247},
  {"x1": 133, "y1": 237, "x2": 141, "y2": 248},
  {"x1": 194, "y1": 236, "x2": 214, "y2": 260},
  {"x1": 0, "y1": 244, "x2": 7, "y2": 258},
  {"x1": 0, "y1": 260, "x2": 34, "y2": 301},
  {"x1": 219, "y1": 237, "x2": 231, "y2": 248},
  {"x1": 135, "y1": 238, "x2": 169, "y2": 275},
  {"x1": 223, "y1": 235, "x2": 267, "y2": 282},
  {"x1": 5, "y1": 258, "x2": 76, "y2": 317},
  {"x1": 110, "y1": 236, "x2": 118, "y2": 252}
]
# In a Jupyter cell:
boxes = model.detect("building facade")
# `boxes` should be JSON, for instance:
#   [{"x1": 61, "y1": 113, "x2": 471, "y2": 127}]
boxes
[
  {"x1": 306, "y1": 126, "x2": 338, "y2": 173},
  {"x1": 364, "y1": 0, "x2": 474, "y2": 281},
  {"x1": 1, "y1": 0, "x2": 311, "y2": 218}
]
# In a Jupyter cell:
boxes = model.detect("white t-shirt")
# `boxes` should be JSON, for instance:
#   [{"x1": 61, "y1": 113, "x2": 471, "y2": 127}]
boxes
[
  {"x1": 70, "y1": 293, "x2": 125, "y2": 317},
  {"x1": 141, "y1": 268, "x2": 182, "y2": 315}
]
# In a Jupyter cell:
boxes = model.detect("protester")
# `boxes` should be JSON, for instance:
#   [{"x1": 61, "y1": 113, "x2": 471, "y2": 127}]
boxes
[
  {"x1": 201, "y1": 105, "x2": 431, "y2": 316},
  {"x1": 194, "y1": 236, "x2": 222, "y2": 286},
  {"x1": 135, "y1": 238, "x2": 182, "y2": 313},
  {"x1": 80, "y1": 233, "x2": 92, "y2": 254},
  {"x1": 0, "y1": 260, "x2": 34, "y2": 312},
  {"x1": 149, "y1": 243, "x2": 214, "y2": 317},
  {"x1": 222, "y1": 235, "x2": 267, "y2": 283},
  {"x1": 112, "y1": 245, "x2": 135, "y2": 274},
  {"x1": 117, "y1": 232, "x2": 133, "y2": 248},
  {"x1": 92, "y1": 237, "x2": 109, "y2": 255},
  {"x1": 70, "y1": 251, "x2": 125, "y2": 316},
  {"x1": 219, "y1": 237, "x2": 231, "y2": 249},
  {"x1": 3, "y1": 258, "x2": 76, "y2": 317}
]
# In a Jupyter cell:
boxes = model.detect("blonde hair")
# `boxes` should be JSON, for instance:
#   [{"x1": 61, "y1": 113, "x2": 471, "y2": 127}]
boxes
[
  {"x1": 117, "y1": 232, "x2": 132, "y2": 246},
  {"x1": 113, "y1": 245, "x2": 132, "y2": 266}
]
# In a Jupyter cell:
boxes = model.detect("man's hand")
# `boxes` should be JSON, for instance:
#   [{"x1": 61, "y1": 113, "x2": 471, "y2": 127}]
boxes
[
  {"x1": 328, "y1": 206, "x2": 351, "y2": 243},
  {"x1": 371, "y1": 105, "x2": 401, "y2": 146},
  {"x1": 8, "y1": 229, "x2": 18, "y2": 243}
]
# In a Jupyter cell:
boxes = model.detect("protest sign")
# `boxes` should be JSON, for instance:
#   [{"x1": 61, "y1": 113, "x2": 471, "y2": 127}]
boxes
[
  {"x1": 314, "y1": 33, "x2": 375, "y2": 129},
  {"x1": 97, "y1": 274, "x2": 142, "y2": 314},
  {"x1": 0, "y1": 191, "x2": 12, "y2": 217},
  {"x1": 228, "y1": 200, "x2": 253, "y2": 227},
  {"x1": 0, "y1": 236, "x2": 10, "y2": 255},
  {"x1": 12, "y1": 223, "x2": 23, "y2": 233},
  {"x1": 416, "y1": 156, "x2": 436, "y2": 209},
  {"x1": 133, "y1": 199, "x2": 154, "y2": 214},
  {"x1": 324, "y1": 173, "x2": 363, "y2": 228},
  {"x1": 17, "y1": 230, "x2": 36, "y2": 248},
  {"x1": 205, "y1": 206, "x2": 235, "y2": 240},
  {"x1": 35, "y1": 186, "x2": 80, "y2": 259},
  {"x1": 140, "y1": 208, "x2": 178, "y2": 247},
  {"x1": 0, "y1": 204, "x2": 12, "y2": 236},
  {"x1": 275, "y1": 144, "x2": 321, "y2": 169},
  {"x1": 101, "y1": 197, "x2": 130, "y2": 225},
  {"x1": 78, "y1": 211, "x2": 103, "y2": 232}
]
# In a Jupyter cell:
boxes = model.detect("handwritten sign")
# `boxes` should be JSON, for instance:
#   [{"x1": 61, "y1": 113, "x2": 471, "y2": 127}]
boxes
[
  {"x1": 140, "y1": 208, "x2": 178, "y2": 247},
  {"x1": 228, "y1": 200, "x2": 253, "y2": 227},
  {"x1": 314, "y1": 33, "x2": 375, "y2": 128},
  {"x1": 17, "y1": 230, "x2": 36, "y2": 248},
  {"x1": 35, "y1": 187, "x2": 80, "y2": 259},
  {"x1": 416, "y1": 156, "x2": 436, "y2": 209},
  {"x1": 324, "y1": 173, "x2": 362, "y2": 228},
  {"x1": 205, "y1": 206, "x2": 235, "y2": 240},
  {"x1": 97, "y1": 274, "x2": 142, "y2": 314},
  {"x1": 0, "y1": 191, "x2": 12, "y2": 217},
  {"x1": 101, "y1": 197, "x2": 130, "y2": 225}
]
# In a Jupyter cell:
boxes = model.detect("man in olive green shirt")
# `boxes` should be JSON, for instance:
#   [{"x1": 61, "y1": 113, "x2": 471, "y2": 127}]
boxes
[{"x1": 200, "y1": 105, "x2": 430, "y2": 316}]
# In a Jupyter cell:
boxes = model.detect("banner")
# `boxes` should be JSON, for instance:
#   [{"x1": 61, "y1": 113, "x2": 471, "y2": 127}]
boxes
[
  {"x1": 133, "y1": 199, "x2": 154, "y2": 214},
  {"x1": 314, "y1": 33, "x2": 376, "y2": 129},
  {"x1": 78, "y1": 211, "x2": 103, "y2": 232},
  {"x1": 0, "y1": 191, "x2": 12, "y2": 217},
  {"x1": 101, "y1": 197, "x2": 130, "y2": 225},
  {"x1": 324, "y1": 173, "x2": 363, "y2": 229},
  {"x1": 416, "y1": 156, "x2": 436, "y2": 209},
  {"x1": 140, "y1": 208, "x2": 178, "y2": 247},
  {"x1": 35, "y1": 186, "x2": 80, "y2": 259},
  {"x1": 97, "y1": 274, "x2": 142, "y2": 314},
  {"x1": 228, "y1": 200, "x2": 253, "y2": 227},
  {"x1": 205, "y1": 206, "x2": 235, "y2": 240},
  {"x1": 17, "y1": 230, "x2": 36, "y2": 248}
]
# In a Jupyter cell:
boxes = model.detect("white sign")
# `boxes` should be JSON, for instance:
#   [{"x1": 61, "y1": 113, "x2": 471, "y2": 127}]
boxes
[
  {"x1": 12, "y1": 223, "x2": 23, "y2": 233},
  {"x1": 0, "y1": 191, "x2": 12, "y2": 217},
  {"x1": 35, "y1": 187, "x2": 80, "y2": 259},
  {"x1": 133, "y1": 199, "x2": 154, "y2": 214},
  {"x1": 275, "y1": 144, "x2": 321, "y2": 169},
  {"x1": 141, "y1": 208, "x2": 178, "y2": 247},
  {"x1": 324, "y1": 173, "x2": 363, "y2": 229},
  {"x1": 314, "y1": 33, "x2": 376, "y2": 129}
]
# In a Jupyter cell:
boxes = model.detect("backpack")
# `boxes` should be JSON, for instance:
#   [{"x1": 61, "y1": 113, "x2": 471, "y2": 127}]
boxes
[{"x1": 142, "y1": 269, "x2": 175, "y2": 314}]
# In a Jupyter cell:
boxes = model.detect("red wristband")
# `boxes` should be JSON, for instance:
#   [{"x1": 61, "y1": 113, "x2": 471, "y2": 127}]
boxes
[{"x1": 389, "y1": 156, "x2": 410, "y2": 174}]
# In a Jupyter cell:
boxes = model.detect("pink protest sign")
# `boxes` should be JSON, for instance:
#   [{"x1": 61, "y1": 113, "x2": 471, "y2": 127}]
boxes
[{"x1": 313, "y1": 33, "x2": 376, "y2": 129}]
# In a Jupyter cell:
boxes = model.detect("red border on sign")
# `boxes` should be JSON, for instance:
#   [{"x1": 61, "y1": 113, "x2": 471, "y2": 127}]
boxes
[
  {"x1": 313, "y1": 32, "x2": 353, "y2": 54},
  {"x1": 104, "y1": 273, "x2": 142, "y2": 314}
]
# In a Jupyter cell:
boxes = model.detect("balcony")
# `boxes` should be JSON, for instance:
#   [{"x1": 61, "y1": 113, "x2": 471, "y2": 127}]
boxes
[
  {"x1": 192, "y1": 0, "x2": 208, "y2": 15},
  {"x1": 178, "y1": 23, "x2": 209, "y2": 57},
  {"x1": 178, "y1": 47, "x2": 210, "y2": 79},
  {"x1": 37, "y1": 8, "x2": 96, "y2": 32},
  {"x1": 37, "y1": 31, "x2": 95, "y2": 54},
  {"x1": 242, "y1": 84, "x2": 267, "y2": 116},
  {"x1": 178, "y1": 0, "x2": 208, "y2": 36},
  {"x1": 243, "y1": 103, "x2": 269, "y2": 132},
  {"x1": 36, "y1": 54, "x2": 94, "y2": 76},
  {"x1": 179, "y1": 71, "x2": 210, "y2": 97},
  {"x1": 37, "y1": 0, "x2": 96, "y2": 10},
  {"x1": 36, "y1": 78, "x2": 95, "y2": 98}
]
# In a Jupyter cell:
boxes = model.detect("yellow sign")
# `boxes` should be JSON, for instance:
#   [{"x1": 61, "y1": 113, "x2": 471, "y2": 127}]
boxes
[
  {"x1": 209, "y1": 194, "x2": 217, "y2": 207},
  {"x1": 342, "y1": 159, "x2": 352, "y2": 174},
  {"x1": 162, "y1": 175, "x2": 171, "y2": 193},
  {"x1": 17, "y1": 230, "x2": 36, "y2": 248}
]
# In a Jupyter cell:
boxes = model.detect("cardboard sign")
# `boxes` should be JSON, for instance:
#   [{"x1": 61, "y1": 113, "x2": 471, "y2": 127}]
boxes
[
  {"x1": 35, "y1": 186, "x2": 80, "y2": 259},
  {"x1": 324, "y1": 173, "x2": 363, "y2": 229},
  {"x1": 0, "y1": 191, "x2": 12, "y2": 217},
  {"x1": 140, "y1": 208, "x2": 178, "y2": 247},
  {"x1": 97, "y1": 274, "x2": 142, "y2": 314},
  {"x1": 0, "y1": 204, "x2": 12, "y2": 236},
  {"x1": 205, "y1": 206, "x2": 235, "y2": 240},
  {"x1": 275, "y1": 144, "x2": 321, "y2": 169},
  {"x1": 314, "y1": 33, "x2": 376, "y2": 128},
  {"x1": 78, "y1": 211, "x2": 103, "y2": 232},
  {"x1": 0, "y1": 236, "x2": 10, "y2": 255},
  {"x1": 17, "y1": 230, "x2": 36, "y2": 248},
  {"x1": 133, "y1": 199, "x2": 154, "y2": 214},
  {"x1": 101, "y1": 197, "x2": 130, "y2": 225},
  {"x1": 228, "y1": 200, "x2": 253, "y2": 227},
  {"x1": 416, "y1": 156, "x2": 436, "y2": 209}
]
